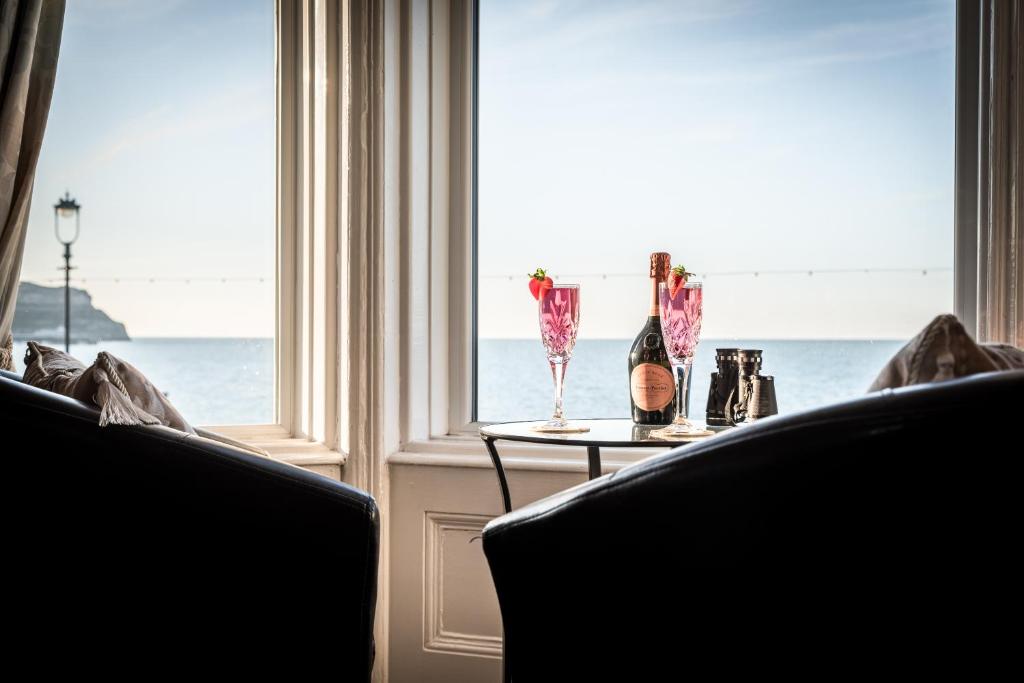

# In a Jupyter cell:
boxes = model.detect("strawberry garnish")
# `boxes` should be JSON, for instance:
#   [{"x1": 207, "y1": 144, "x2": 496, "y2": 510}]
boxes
[
  {"x1": 528, "y1": 267, "x2": 554, "y2": 300},
  {"x1": 668, "y1": 265, "x2": 689, "y2": 298}
]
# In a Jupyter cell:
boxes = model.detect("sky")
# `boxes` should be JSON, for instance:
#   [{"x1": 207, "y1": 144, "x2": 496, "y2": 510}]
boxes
[
  {"x1": 21, "y1": 0, "x2": 275, "y2": 338},
  {"x1": 20, "y1": 0, "x2": 955, "y2": 340},
  {"x1": 477, "y1": 0, "x2": 956, "y2": 339}
]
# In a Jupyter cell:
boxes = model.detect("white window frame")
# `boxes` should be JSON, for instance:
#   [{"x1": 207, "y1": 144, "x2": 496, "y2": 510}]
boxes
[
  {"x1": 396, "y1": 0, "x2": 999, "y2": 470},
  {"x1": 392, "y1": 0, "x2": 671, "y2": 474},
  {"x1": 395, "y1": 0, "x2": 479, "y2": 445},
  {"x1": 211, "y1": 0, "x2": 346, "y2": 471},
  {"x1": 213, "y1": 0, "x2": 681, "y2": 476},
  {"x1": 232, "y1": 0, "x2": 1007, "y2": 469}
]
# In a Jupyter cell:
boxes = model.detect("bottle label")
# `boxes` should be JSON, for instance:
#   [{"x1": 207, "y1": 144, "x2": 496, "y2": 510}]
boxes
[{"x1": 630, "y1": 363, "x2": 674, "y2": 411}]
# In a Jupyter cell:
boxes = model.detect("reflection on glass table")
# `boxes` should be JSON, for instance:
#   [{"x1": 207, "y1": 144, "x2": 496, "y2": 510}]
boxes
[{"x1": 479, "y1": 418, "x2": 722, "y2": 513}]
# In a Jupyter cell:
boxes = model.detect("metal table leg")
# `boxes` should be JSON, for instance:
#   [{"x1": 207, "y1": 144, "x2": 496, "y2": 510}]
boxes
[
  {"x1": 483, "y1": 436, "x2": 512, "y2": 514},
  {"x1": 483, "y1": 432, "x2": 601, "y2": 682},
  {"x1": 587, "y1": 445, "x2": 602, "y2": 480},
  {"x1": 484, "y1": 438, "x2": 603, "y2": 514},
  {"x1": 481, "y1": 436, "x2": 512, "y2": 682}
]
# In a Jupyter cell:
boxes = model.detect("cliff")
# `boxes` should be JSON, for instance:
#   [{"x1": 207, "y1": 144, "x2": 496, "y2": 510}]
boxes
[{"x1": 12, "y1": 282, "x2": 130, "y2": 343}]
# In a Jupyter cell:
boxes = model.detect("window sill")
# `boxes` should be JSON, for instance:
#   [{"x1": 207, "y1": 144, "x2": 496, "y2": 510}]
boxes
[{"x1": 203, "y1": 424, "x2": 348, "y2": 468}]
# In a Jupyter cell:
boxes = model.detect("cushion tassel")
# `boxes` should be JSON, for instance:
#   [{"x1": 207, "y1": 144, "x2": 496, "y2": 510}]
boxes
[{"x1": 95, "y1": 379, "x2": 158, "y2": 427}]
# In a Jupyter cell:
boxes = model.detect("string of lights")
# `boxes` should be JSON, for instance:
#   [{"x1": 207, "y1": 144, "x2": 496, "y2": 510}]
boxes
[
  {"x1": 21, "y1": 266, "x2": 952, "y2": 285},
  {"x1": 23, "y1": 276, "x2": 271, "y2": 284},
  {"x1": 483, "y1": 266, "x2": 953, "y2": 280}
]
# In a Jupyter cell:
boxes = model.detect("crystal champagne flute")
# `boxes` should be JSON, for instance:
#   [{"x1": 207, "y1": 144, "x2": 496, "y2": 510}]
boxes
[
  {"x1": 534, "y1": 284, "x2": 582, "y2": 432},
  {"x1": 652, "y1": 279, "x2": 710, "y2": 437}
]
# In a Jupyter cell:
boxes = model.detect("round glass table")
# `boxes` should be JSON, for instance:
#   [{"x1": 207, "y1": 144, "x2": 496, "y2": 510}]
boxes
[{"x1": 479, "y1": 419, "x2": 720, "y2": 513}]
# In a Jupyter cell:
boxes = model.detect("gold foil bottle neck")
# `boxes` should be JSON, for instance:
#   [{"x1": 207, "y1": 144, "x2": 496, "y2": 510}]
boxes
[{"x1": 649, "y1": 252, "x2": 671, "y2": 281}]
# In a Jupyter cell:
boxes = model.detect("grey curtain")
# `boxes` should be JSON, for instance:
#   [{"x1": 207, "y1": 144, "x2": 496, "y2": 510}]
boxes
[
  {"x1": 956, "y1": 0, "x2": 1023, "y2": 346},
  {"x1": 976, "y1": 0, "x2": 1024, "y2": 346},
  {"x1": 0, "y1": 0, "x2": 65, "y2": 371}
]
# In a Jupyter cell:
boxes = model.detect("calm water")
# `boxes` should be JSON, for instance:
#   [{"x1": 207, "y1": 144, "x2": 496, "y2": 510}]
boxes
[
  {"x1": 11, "y1": 338, "x2": 274, "y2": 425},
  {"x1": 10, "y1": 337, "x2": 905, "y2": 426},
  {"x1": 479, "y1": 338, "x2": 905, "y2": 423}
]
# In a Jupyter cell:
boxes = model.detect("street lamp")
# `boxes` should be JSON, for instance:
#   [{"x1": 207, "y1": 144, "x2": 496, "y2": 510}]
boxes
[{"x1": 54, "y1": 192, "x2": 81, "y2": 352}]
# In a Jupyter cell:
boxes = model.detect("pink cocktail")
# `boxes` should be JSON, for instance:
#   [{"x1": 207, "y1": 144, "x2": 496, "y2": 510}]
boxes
[
  {"x1": 539, "y1": 285, "x2": 580, "y2": 358},
  {"x1": 537, "y1": 284, "x2": 580, "y2": 430},
  {"x1": 660, "y1": 283, "x2": 703, "y2": 358},
  {"x1": 655, "y1": 280, "x2": 704, "y2": 436}
]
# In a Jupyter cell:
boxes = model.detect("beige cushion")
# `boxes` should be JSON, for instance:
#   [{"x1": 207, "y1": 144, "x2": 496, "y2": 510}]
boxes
[
  {"x1": 870, "y1": 314, "x2": 1024, "y2": 391},
  {"x1": 23, "y1": 342, "x2": 194, "y2": 433}
]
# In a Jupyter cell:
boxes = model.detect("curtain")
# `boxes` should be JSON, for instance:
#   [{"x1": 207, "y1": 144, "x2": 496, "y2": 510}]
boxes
[
  {"x1": 977, "y1": 0, "x2": 1024, "y2": 346},
  {"x1": 0, "y1": 0, "x2": 65, "y2": 371},
  {"x1": 957, "y1": 0, "x2": 1023, "y2": 346}
]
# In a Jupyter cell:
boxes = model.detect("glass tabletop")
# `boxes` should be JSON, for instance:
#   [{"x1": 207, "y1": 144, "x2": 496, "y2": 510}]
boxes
[{"x1": 479, "y1": 418, "x2": 724, "y2": 447}]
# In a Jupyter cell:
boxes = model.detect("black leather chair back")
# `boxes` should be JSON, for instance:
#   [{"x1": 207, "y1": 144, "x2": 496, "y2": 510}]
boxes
[
  {"x1": 1, "y1": 369, "x2": 378, "y2": 679},
  {"x1": 483, "y1": 371, "x2": 1023, "y2": 680}
]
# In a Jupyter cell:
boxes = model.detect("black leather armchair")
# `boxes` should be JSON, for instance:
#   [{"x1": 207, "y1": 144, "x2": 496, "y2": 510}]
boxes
[
  {"x1": 483, "y1": 371, "x2": 1022, "y2": 680},
  {"x1": 1, "y1": 369, "x2": 378, "y2": 679}
]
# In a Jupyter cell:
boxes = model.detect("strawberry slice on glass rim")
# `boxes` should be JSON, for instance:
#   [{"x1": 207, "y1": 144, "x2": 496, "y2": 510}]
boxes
[
  {"x1": 668, "y1": 265, "x2": 690, "y2": 298},
  {"x1": 528, "y1": 267, "x2": 554, "y2": 300}
]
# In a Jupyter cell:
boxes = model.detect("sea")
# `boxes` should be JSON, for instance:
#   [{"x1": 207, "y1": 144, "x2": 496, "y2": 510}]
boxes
[
  {"x1": 11, "y1": 338, "x2": 274, "y2": 425},
  {"x1": 478, "y1": 338, "x2": 906, "y2": 423},
  {"x1": 10, "y1": 338, "x2": 906, "y2": 426}
]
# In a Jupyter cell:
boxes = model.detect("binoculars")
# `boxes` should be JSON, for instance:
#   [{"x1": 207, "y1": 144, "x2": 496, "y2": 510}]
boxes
[{"x1": 706, "y1": 348, "x2": 778, "y2": 427}]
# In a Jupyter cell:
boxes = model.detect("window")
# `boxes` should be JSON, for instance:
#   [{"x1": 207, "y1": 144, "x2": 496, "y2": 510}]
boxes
[
  {"x1": 476, "y1": 0, "x2": 955, "y2": 422},
  {"x1": 12, "y1": 1, "x2": 275, "y2": 425}
]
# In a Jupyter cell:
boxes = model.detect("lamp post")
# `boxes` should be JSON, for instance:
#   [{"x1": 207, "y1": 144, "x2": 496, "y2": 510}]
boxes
[{"x1": 54, "y1": 192, "x2": 81, "y2": 352}]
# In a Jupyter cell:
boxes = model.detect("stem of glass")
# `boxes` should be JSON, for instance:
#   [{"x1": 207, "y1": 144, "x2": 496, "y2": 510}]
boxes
[
  {"x1": 549, "y1": 359, "x2": 567, "y2": 424},
  {"x1": 673, "y1": 358, "x2": 693, "y2": 425}
]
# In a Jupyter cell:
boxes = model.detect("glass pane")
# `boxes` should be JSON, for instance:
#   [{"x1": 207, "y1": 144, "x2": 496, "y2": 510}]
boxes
[
  {"x1": 477, "y1": 0, "x2": 955, "y2": 422},
  {"x1": 12, "y1": 1, "x2": 275, "y2": 425}
]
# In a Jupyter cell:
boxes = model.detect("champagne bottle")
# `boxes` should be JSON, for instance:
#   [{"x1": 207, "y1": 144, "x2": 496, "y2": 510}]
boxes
[{"x1": 628, "y1": 252, "x2": 675, "y2": 424}]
